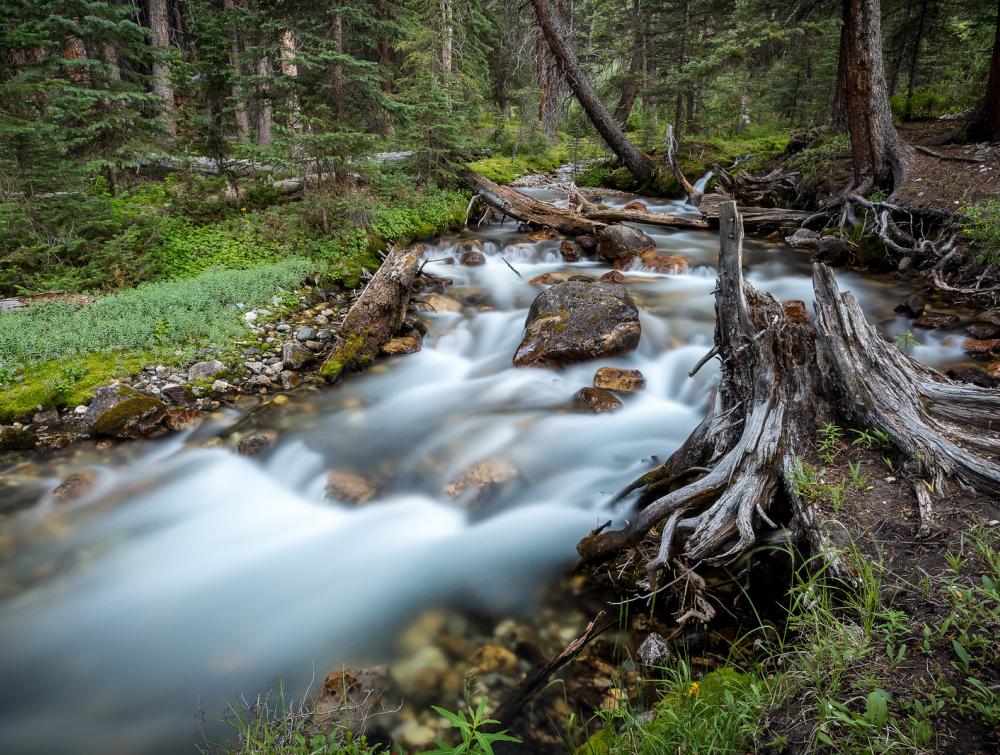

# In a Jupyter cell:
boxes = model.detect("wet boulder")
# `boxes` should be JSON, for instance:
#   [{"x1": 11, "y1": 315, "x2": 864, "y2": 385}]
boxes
[
  {"x1": 599, "y1": 270, "x2": 627, "y2": 283},
  {"x1": 50, "y1": 470, "x2": 97, "y2": 503},
  {"x1": 325, "y1": 470, "x2": 377, "y2": 504},
  {"x1": 382, "y1": 334, "x2": 422, "y2": 356},
  {"x1": 623, "y1": 200, "x2": 649, "y2": 212},
  {"x1": 86, "y1": 386, "x2": 167, "y2": 439},
  {"x1": 962, "y1": 337, "x2": 1000, "y2": 356},
  {"x1": 573, "y1": 387, "x2": 623, "y2": 413},
  {"x1": 459, "y1": 250, "x2": 486, "y2": 266},
  {"x1": 812, "y1": 237, "x2": 849, "y2": 266},
  {"x1": 187, "y1": 359, "x2": 225, "y2": 382},
  {"x1": 313, "y1": 665, "x2": 392, "y2": 735},
  {"x1": 966, "y1": 322, "x2": 1000, "y2": 340},
  {"x1": 421, "y1": 293, "x2": 462, "y2": 313},
  {"x1": 575, "y1": 235, "x2": 598, "y2": 253},
  {"x1": 560, "y1": 240, "x2": 581, "y2": 262},
  {"x1": 639, "y1": 251, "x2": 689, "y2": 274},
  {"x1": 237, "y1": 429, "x2": 278, "y2": 456},
  {"x1": 0, "y1": 426, "x2": 37, "y2": 451},
  {"x1": 513, "y1": 281, "x2": 641, "y2": 367},
  {"x1": 914, "y1": 312, "x2": 959, "y2": 330},
  {"x1": 596, "y1": 224, "x2": 656, "y2": 267},
  {"x1": 593, "y1": 367, "x2": 646, "y2": 393},
  {"x1": 527, "y1": 227, "x2": 560, "y2": 241},
  {"x1": 894, "y1": 295, "x2": 925, "y2": 318},
  {"x1": 282, "y1": 341, "x2": 315, "y2": 370}
]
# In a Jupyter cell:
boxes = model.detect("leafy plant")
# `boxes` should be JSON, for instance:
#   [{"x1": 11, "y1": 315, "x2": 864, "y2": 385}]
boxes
[
  {"x1": 817, "y1": 422, "x2": 843, "y2": 463},
  {"x1": 425, "y1": 698, "x2": 521, "y2": 755}
]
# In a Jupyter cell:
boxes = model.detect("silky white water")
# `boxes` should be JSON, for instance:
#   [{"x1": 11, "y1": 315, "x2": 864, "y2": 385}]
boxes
[{"x1": 0, "y1": 184, "x2": 967, "y2": 753}]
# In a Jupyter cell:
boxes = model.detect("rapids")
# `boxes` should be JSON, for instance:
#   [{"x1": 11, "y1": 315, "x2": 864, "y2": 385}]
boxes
[{"x1": 0, "y1": 179, "x2": 970, "y2": 753}]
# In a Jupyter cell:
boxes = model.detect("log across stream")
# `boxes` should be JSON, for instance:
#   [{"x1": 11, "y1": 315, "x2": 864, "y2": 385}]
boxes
[{"x1": 0, "y1": 178, "x2": 979, "y2": 753}]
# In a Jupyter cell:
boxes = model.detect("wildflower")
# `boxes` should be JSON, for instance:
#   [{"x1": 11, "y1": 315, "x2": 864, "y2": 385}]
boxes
[
  {"x1": 241, "y1": 207, "x2": 247, "y2": 213},
  {"x1": 687, "y1": 681, "x2": 700, "y2": 698}
]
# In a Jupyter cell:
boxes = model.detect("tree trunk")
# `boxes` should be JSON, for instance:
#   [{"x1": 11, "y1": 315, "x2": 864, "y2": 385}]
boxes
[
  {"x1": 903, "y1": 0, "x2": 929, "y2": 121},
  {"x1": 964, "y1": 0, "x2": 1000, "y2": 142},
  {"x1": 579, "y1": 200, "x2": 1000, "y2": 596},
  {"x1": 529, "y1": 0, "x2": 657, "y2": 186},
  {"x1": 536, "y1": 20, "x2": 562, "y2": 143},
  {"x1": 831, "y1": 0, "x2": 849, "y2": 133},
  {"x1": 320, "y1": 245, "x2": 424, "y2": 383},
  {"x1": 613, "y1": 0, "x2": 644, "y2": 127},
  {"x1": 147, "y1": 0, "x2": 177, "y2": 140},
  {"x1": 440, "y1": 0, "x2": 453, "y2": 74},
  {"x1": 280, "y1": 29, "x2": 301, "y2": 131},
  {"x1": 223, "y1": 0, "x2": 250, "y2": 140},
  {"x1": 332, "y1": 8, "x2": 345, "y2": 123},
  {"x1": 255, "y1": 56, "x2": 273, "y2": 147},
  {"x1": 60, "y1": 26, "x2": 88, "y2": 84},
  {"x1": 672, "y1": 0, "x2": 691, "y2": 143},
  {"x1": 843, "y1": 0, "x2": 912, "y2": 194}
]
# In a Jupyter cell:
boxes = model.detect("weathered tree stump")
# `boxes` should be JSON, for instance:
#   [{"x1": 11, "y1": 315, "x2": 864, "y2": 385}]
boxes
[{"x1": 579, "y1": 201, "x2": 1000, "y2": 593}]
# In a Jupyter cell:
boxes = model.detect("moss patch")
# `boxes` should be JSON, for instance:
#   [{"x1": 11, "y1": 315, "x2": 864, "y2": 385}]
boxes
[
  {"x1": 90, "y1": 394, "x2": 166, "y2": 437},
  {"x1": 320, "y1": 331, "x2": 367, "y2": 383}
]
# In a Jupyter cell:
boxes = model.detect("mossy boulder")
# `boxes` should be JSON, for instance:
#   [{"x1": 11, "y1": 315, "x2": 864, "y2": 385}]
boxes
[
  {"x1": 88, "y1": 390, "x2": 167, "y2": 439},
  {"x1": 0, "y1": 426, "x2": 38, "y2": 451},
  {"x1": 513, "y1": 281, "x2": 641, "y2": 367}
]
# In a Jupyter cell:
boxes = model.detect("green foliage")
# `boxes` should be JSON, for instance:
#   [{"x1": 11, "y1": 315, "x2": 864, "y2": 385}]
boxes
[
  {"x1": 425, "y1": 698, "x2": 521, "y2": 755},
  {"x1": 960, "y1": 200, "x2": 1000, "y2": 265},
  {"x1": 892, "y1": 330, "x2": 918, "y2": 353}
]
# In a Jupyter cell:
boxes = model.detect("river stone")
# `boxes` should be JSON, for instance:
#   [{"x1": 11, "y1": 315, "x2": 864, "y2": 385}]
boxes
[
  {"x1": 785, "y1": 228, "x2": 820, "y2": 249},
  {"x1": 962, "y1": 337, "x2": 1000, "y2": 355},
  {"x1": 639, "y1": 251, "x2": 689, "y2": 274},
  {"x1": 471, "y1": 644, "x2": 518, "y2": 674},
  {"x1": 573, "y1": 387, "x2": 624, "y2": 413},
  {"x1": 459, "y1": 250, "x2": 486, "y2": 266},
  {"x1": 160, "y1": 383, "x2": 185, "y2": 404},
  {"x1": 812, "y1": 237, "x2": 849, "y2": 266},
  {"x1": 165, "y1": 408, "x2": 203, "y2": 432},
  {"x1": 623, "y1": 200, "x2": 648, "y2": 212},
  {"x1": 596, "y1": 224, "x2": 656, "y2": 266},
  {"x1": 575, "y1": 234, "x2": 598, "y2": 253},
  {"x1": 295, "y1": 325, "x2": 317, "y2": 342},
  {"x1": 966, "y1": 322, "x2": 1000, "y2": 340},
  {"x1": 977, "y1": 309, "x2": 1000, "y2": 327},
  {"x1": 313, "y1": 666, "x2": 392, "y2": 735},
  {"x1": 382, "y1": 335, "x2": 422, "y2": 356},
  {"x1": 599, "y1": 270, "x2": 627, "y2": 283},
  {"x1": 527, "y1": 227, "x2": 560, "y2": 241},
  {"x1": 513, "y1": 281, "x2": 641, "y2": 367},
  {"x1": 325, "y1": 470, "x2": 377, "y2": 505},
  {"x1": 560, "y1": 240, "x2": 581, "y2": 262},
  {"x1": 90, "y1": 394, "x2": 167, "y2": 439},
  {"x1": 188, "y1": 359, "x2": 225, "y2": 382},
  {"x1": 279, "y1": 371, "x2": 301, "y2": 390},
  {"x1": 50, "y1": 469, "x2": 97, "y2": 504},
  {"x1": 593, "y1": 367, "x2": 646, "y2": 393},
  {"x1": 527, "y1": 272, "x2": 566, "y2": 286},
  {"x1": 282, "y1": 341, "x2": 315, "y2": 370},
  {"x1": 947, "y1": 368, "x2": 999, "y2": 388},
  {"x1": 894, "y1": 295, "x2": 925, "y2": 318},
  {"x1": 914, "y1": 312, "x2": 960, "y2": 329},
  {"x1": 444, "y1": 457, "x2": 519, "y2": 503},
  {"x1": 0, "y1": 426, "x2": 37, "y2": 451},
  {"x1": 237, "y1": 429, "x2": 278, "y2": 456},
  {"x1": 423, "y1": 293, "x2": 462, "y2": 313}
]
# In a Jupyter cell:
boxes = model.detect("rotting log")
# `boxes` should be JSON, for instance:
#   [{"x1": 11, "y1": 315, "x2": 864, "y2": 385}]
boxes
[
  {"x1": 579, "y1": 200, "x2": 1000, "y2": 601},
  {"x1": 465, "y1": 171, "x2": 605, "y2": 236},
  {"x1": 563, "y1": 184, "x2": 709, "y2": 230},
  {"x1": 320, "y1": 244, "x2": 423, "y2": 383}
]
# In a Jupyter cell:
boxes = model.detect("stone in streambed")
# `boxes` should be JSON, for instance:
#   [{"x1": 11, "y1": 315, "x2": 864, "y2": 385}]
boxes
[
  {"x1": 623, "y1": 200, "x2": 648, "y2": 212},
  {"x1": 513, "y1": 281, "x2": 641, "y2": 367},
  {"x1": 325, "y1": 470, "x2": 377, "y2": 505},
  {"x1": 785, "y1": 228, "x2": 819, "y2": 249},
  {"x1": 282, "y1": 341, "x2": 315, "y2": 370},
  {"x1": 914, "y1": 312, "x2": 959, "y2": 329},
  {"x1": 560, "y1": 240, "x2": 581, "y2": 262},
  {"x1": 599, "y1": 270, "x2": 626, "y2": 283},
  {"x1": 966, "y1": 322, "x2": 1000, "y2": 340},
  {"x1": 421, "y1": 293, "x2": 462, "y2": 313},
  {"x1": 894, "y1": 295, "x2": 925, "y2": 318},
  {"x1": 188, "y1": 359, "x2": 225, "y2": 381},
  {"x1": 313, "y1": 665, "x2": 392, "y2": 735},
  {"x1": 237, "y1": 429, "x2": 278, "y2": 456},
  {"x1": 596, "y1": 224, "x2": 656, "y2": 267},
  {"x1": 460, "y1": 250, "x2": 486, "y2": 266},
  {"x1": 382, "y1": 335, "x2": 422, "y2": 356},
  {"x1": 575, "y1": 234, "x2": 598, "y2": 253},
  {"x1": 88, "y1": 389, "x2": 167, "y2": 439},
  {"x1": 593, "y1": 367, "x2": 646, "y2": 393},
  {"x1": 812, "y1": 237, "x2": 849, "y2": 266},
  {"x1": 527, "y1": 227, "x2": 560, "y2": 241},
  {"x1": 573, "y1": 387, "x2": 623, "y2": 413},
  {"x1": 50, "y1": 469, "x2": 97, "y2": 503},
  {"x1": 962, "y1": 337, "x2": 1000, "y2": 355},
  {"x1": 639, "y1": 251, "x2": 688, "y2": 274},
  {"x1": 0, "y1": 426, "x2": 37, "y2": 451},
  {"x1": 444, "y1": 457, "x2": 519, "y2": 503}
]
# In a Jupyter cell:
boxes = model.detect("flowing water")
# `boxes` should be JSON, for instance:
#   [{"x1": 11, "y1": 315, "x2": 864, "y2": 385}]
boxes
[{"x1": 0, "y1": 179, "x2": 972, "y2": 753}]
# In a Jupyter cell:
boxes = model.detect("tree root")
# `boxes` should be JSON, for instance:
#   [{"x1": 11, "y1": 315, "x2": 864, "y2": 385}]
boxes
[{"x1": 579, "y1": 200, "x2": 1000, "y2": 597}]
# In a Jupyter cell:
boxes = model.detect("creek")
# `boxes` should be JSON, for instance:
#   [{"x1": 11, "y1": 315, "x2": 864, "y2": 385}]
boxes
[{"x1": 0, "y1": 176, "x2": 970, "y2": 753}]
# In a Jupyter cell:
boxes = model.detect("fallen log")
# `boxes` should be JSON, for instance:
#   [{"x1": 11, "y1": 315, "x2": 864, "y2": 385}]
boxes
[
  {"x1": 563, "y1": 184, "x2": 709, "y2": 230},
  {"x1": 579, "y1": 200, "x2": 1000, "y2": 595},
  {"x1": 699, "y1": 193, "x2": 816, "y2": 232},
  {"x1": 320, "y1": 244, "x2": 423, "y2": 383},
  {"x1": 464, "y1": 171, "x2": 605, "y2": 236}
]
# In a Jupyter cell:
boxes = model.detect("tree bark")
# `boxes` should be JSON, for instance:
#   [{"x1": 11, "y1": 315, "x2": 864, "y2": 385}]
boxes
[
  {"x1": 529, "y1": 0, "x2": 657, "y2": 186},
  {"x1": 440, "y1": 0, "x2": 453, "y2": 74},
  {"x1": 280, "y1": 29, "x2": 301, "y2": 131},
  {"x1": 831, "y1": 0, "x2": 849, "y2": 133},
  {"x1": 321, "y1": 245, "x2": 424, "y2": 383},
  {"x1": 964, "y1": 0, "x2": 1000, "y2": 142},
  {"x1": 536, "y1": 6, "x2": 563, "y2": 144},
  {"x1": 60, "y1": 26, "x2": 88, "y2": 85},
  {"x1": 579, "y1": 200, "x2": 1000, "y2": 595},
  {"x1": 332, "y1": 8, "x2": 345, "y2": 123},
  {"x1": 672, "y1": 0, "x2": 691, "y2": 142},
  {"x1": 223, "y1": 0, "x2": 249, "y2": 140},
  {"x1": 147, "y1": 0, "x2": 177, "y2": 140},
  {"x1": 613, "y1": 0, "x2": 644, "y2": 127},
  {"x1": 255, "y1": 56, "x2": 273, "y2": 146},
  {"x1": 903, "y1": 0, "x2": 929, "y2": 121},
  {"x1": 843, "y1": 0, "x2": 912, "y2": 194}
]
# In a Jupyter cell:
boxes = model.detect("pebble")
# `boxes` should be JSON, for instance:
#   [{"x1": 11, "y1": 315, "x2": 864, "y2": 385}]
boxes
[
  {"x1": 74, "y1": 405, "x2": 88, "y2": 415},
  {"x1": 276, "y1": 323, "x2": 291, "y2": 333},
  {"x1": 296, "y1": 325, "x2": 317, "y2": 342}
]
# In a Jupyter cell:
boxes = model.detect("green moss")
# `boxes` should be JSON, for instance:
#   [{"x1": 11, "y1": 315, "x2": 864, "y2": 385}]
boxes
[
  {"x1": 0, "y1": 426, "x2": 37, "y2": 451},
  {"x1": 0, "y1": 351, "x2": 154, "y2": 422},
  {"x1": 320, "y1": 331, "x2": 366, "y2": 382},
  {"x1": 90, "y1": 394, "x2": 165, "y2": 436}
]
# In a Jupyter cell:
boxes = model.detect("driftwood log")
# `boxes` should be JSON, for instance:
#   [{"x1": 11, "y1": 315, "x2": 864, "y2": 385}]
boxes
[
  {"x1": 562, "y1": 184, "x2": 709, "y2": 230},
  {"x1": 579, "y1": 200, "x2": 1000, "y2": 592},
  {"x1": 320, "y1": 244, "x2": 423, "y2": 383}
]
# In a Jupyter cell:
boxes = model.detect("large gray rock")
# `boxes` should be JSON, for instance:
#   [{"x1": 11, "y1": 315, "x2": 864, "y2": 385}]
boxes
[
  {"x1": 596, "y1": 224, "x2": 656, "y2": 267},
  {"x1": 84, "y1": 386, "x2": 167, "y2": 439},
  {"x1": 282, "y1": 341, "x2": 315, "y2": 370},
  {"x1": 513, "y1": 281, "x2": 641, "y2": 367},
  {"x1": 187, "y1": 359, "x2": 225, "y2": 382}
]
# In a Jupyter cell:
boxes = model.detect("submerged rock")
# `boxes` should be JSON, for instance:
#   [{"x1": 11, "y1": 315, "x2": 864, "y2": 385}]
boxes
[
  {"x1": 785, "y1": 228, "x2": 819, "y2": 249},
  {"x1": 596, "y1": 224, "x2": 656, "y2": 267},
  {"x1": 914, "y1": 312, "x2": 960, "y2": 330},
  {"x1": 421, "y1": 293, "x2": 462, "y2": 313},
  {"x1": 966, "y1": 322, "x2": 1000, "y2": 340},
  {"x1": 894, "y1": 295, "x2": 925, "y2": 318},
  {"x1": 812, "y1": 237, "x2": 849, "y2": 266},
  {"x1": 0, "y1": 426, "x2": 37, "y2": 451},
  {"x1": 623, "y1": 200, "x2": 648, "y2": 212},
  {"x1": 460, "y1": 250, "x2": 486, "y2": 266},
  {"x1": 50, "y1": 470, "x2": 97, "y2": 503},
  {"x1": 575, "y1": 234, "x2": 598, "y2": 253},
  {"x1": 639, "y1": 251, "x2": 689, "y2": 274},
  {"x1": 573, "y1": 387, "x2": 623, "y2": 413},
  {"x1": 962, "y1": 337, "x2": 1000, "y2": 355},
  {"x1": 382, "y1": 335, "x2": 422, "y2": 356},
  {"x1": 444, "y1": 457, "x2": 519, "y2": 503},
  {"x1": 513, "y1": 281, "x2": 641, "y2": 367},
  {"x1": 324, "y1": 470, "x2": 377, "y2": 505},
  {"x1": 593, "y1": 367, "x2": 646, "y2": 393},
  {"x1": 237, "y1": 429, "x2": 278, "y2": 456},
  {"x1": 599, "y1": 270, "x2": 627, "y2": 283},
  {"x1": 560, "y1": 240, "x2": 581, "y2": 262}
]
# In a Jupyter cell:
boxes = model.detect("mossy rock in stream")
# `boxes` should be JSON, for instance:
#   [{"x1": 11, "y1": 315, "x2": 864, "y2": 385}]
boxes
[
  {"x1": 90, "y1": 394, "x2": 167, "y2": 439},
  {"x1": 0, "y1": 426, "x2": 38, "y2": 451}
]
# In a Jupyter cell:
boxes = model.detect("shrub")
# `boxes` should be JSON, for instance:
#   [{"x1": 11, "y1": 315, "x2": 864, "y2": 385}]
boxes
[{"x1": 960, "y1": 200, "x2": 1000, "y2": 265}]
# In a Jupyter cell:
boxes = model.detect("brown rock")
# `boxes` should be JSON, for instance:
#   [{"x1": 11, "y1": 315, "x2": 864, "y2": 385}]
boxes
[
  {"x1": 596, "y1": 224, "x2": 656, "y2": 267},
  {"x1": 913, "y1": 312, "x2": 960, "y2": 329},
  {"x1": 90, "y1": 394, "x2": 167, "y2": 439},
  {"x1": 894, "y1": 295, "x2": 925, "y2": 318},
  {"x1": 471, "y1": 644, "x2": 518, "y2": 674},
  {"x1": 165, "y1": 408, "x2": 203, "y2": 432},
  {"x1": 966, "y1": 322, "x2": 1000, "y2": 340},
  {"x1": 381, "y1": 335, "x2": 422, "y2": 356},
  {"x1": 313, "y1": 666, "x2": 391, "y2": 734},
  {"x1": 460, "y1": 250, "x2": 486, "y2": 266},
  {"x1": 962, "y1": 337, "x2": 1000, "y2": 355},
  {"x1": 325, "y1": 470, "x2": 377, "y2": 505},
  {"x1": 527, "y1": 227, "x2": 560, "y2": 241},
  {"x1": 0, "y1": 426, "x2": 37, "y2": 451},
  {"x1": 977, "y1": 309, "x2": 1000, "y2": 327},
  {"x1": 639, "y1": 251, "x2": 689, "y2": 274},
  {"x1": 422, "y1": 293, "x2": 462, "y2": 313},
  {"x1": 783, "y1": 300, "x2": 810, "y2": 324},
  {"x1": 513, "y1": 281, "x2": 641, "y2": 367},
  {"x1": 623, "y1": 200, "x2": 648, "y2": 212},
  {"x1": 560, "y1": 240, "x2": 581, "y2": 262},
  {"x1": 599, "y1": 271, "x2": 626, "y2": 283},
  {"x1": 573, "y1": 387, "x2": 624, "y2": 413},
  {"x1": 593, "y1": 367, "x2": 646, "y2": 393},
  {"x1": 51, "y1": 470, "x2": 97, "y2": 503},
  {"x1": 237, "y1": 429, "x2": 278, "y2": 456},
  {"x1": 444, "y1": 457, "x2": 519, "y2": 503},
  {"x1": 575, "y1": 235, "x2": 598, "y2": 252}
]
